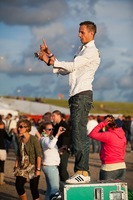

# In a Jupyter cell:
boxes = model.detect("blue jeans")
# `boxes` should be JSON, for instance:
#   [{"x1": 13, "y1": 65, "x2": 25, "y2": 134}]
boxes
[
  {"x1": 100, "y1": 169, "x2": 126, "y2": 181},
  {"x1": 130, "y1": 133, "x2": 133, "y2": 150},
  {"x1": 42, "y1": 165, "x2": 59, "y2": 199},
  {"x1": 69, "y1": 92, "x2": 92, "y2": 172},
  {"x1": 12, "y1": 135, "x2": 18, "y2": 155}
]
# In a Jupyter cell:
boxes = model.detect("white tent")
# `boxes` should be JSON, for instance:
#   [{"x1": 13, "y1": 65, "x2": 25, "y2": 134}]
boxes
[
  {"x1": 0, "y1": 98, "x2": 70, "y2": 115},
  {"x1": 0, "y1": 102, "x2": 18, "y2": 117}
]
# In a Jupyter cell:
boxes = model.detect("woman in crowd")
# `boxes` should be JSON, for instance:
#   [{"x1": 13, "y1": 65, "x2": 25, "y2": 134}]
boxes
[
  {"x1": 0, "y1": 119, "x2": 12, "y2": 184},
  {"x1": 89, "y1": 115, "x2": 126, "y2": 181},
  {"x1": 14, "y1": 119, "x2": 41, "y2": 200},
  {"x1": 39, "y1": 121, "x2": 65, "y2": 200}
]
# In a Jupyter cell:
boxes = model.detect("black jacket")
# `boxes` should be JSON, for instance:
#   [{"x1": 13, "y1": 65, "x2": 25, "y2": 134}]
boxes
[
  {"x1": 53, "y1": 120, "x2": 72, "y2": 149},
  {"x1": 0, "y1": 129, "x2": 12, "y2": 149}
]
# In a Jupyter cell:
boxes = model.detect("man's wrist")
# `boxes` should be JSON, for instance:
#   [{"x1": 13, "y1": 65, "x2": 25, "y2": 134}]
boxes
[
  {"x1": 47, "y1": 58, "x2": 51, "y2": 66},
  {"x1": 47, "y1": 58, "x2": 55, "y2": 66},
  {"x1": 42, "y1": 54, "x2": 48, "y2": 63}
]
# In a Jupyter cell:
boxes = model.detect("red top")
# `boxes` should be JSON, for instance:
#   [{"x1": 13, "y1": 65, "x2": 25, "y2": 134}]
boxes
[{"x1": 89, "y1": 120, "x2": 126, "y2": 164}]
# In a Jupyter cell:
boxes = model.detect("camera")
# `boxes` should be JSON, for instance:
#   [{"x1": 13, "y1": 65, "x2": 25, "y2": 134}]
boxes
[
  {"x1": 61, "y1": 127, "x2": 66, "y2": 131},
  {"x1": 34, "y1": 52, "x2": 39, "y2": 58}
]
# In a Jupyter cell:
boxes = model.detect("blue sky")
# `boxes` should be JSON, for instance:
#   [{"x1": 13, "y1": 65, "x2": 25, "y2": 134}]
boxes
[{"x1": 0, "y1": 0, "x2": 133, "y2": 102}]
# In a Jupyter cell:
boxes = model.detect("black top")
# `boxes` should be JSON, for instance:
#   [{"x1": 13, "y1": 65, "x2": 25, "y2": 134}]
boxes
[
  {"x1": 53, "y1": 120, "x2": 72, "y2": 149},
  {"x1": 0, "y1": 129, "x2": 12, "y2": 149}
]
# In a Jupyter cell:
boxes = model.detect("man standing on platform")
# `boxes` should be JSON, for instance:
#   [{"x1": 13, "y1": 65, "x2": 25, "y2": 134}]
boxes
[{"x1": 38, "y1": 20, "x2": 101, "y2": 184}]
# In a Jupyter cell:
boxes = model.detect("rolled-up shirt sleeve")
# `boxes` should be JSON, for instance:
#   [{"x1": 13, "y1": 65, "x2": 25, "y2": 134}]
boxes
[{"x1": 53, "y1": 44, "x2": 100, "y2": 74}]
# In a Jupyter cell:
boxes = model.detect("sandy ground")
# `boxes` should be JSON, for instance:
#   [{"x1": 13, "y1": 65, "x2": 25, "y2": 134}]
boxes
[{"x1": 0, "y1": 146, "x2": 133, "y2": 200}]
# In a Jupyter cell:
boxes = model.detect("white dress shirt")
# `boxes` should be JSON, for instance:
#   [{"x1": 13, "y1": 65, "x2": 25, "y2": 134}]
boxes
[{"x1": 53, "y1": 40, "x2": 100, "y2": 97}]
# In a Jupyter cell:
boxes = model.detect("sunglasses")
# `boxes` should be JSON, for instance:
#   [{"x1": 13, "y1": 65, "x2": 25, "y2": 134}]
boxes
[
  {"x1": 46, "y1": 128, "x2": 54, "y2": 131},
  {"x1": 18, "y1": 125, "x2": 27, "y2": 129}
]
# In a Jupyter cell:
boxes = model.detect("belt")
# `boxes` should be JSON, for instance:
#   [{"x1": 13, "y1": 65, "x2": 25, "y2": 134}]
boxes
[{"x1": 73, "y1": 90, "x2": 92, "y2": 97}]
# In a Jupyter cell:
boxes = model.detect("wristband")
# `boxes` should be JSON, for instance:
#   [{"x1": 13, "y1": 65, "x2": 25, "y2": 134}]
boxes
[
  {"x1": 47, "y1": 58, "x2": 51, "y2": 66},
  {"x1": 55, "y1": 135, "x2": 58, "y2": 139},
  {"x1": 48, "y1": 53, "x2": 54, "y2": 58},
  {"x1": 37, "y1": 168, "x2": 41, "y2": 171}
]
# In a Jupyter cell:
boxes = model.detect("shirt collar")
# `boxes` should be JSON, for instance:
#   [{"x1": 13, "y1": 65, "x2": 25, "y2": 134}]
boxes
[{"x1": 84, "y1": 40, "x2": 95, "y2": 48}]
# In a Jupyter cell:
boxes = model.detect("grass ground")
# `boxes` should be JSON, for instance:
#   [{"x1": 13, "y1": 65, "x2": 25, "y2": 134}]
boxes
[{"x1": 4, "y1": 96, "x2": 133, "y2": 116}]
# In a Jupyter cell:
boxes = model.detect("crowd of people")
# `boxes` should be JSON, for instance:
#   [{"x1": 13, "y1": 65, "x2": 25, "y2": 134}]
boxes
[
  {"x1": 0, "y1": 111, "x2": 72, "y2": 200},
  {"x1": 0, "y1": 111, "x2": 133, "y2": 199}
]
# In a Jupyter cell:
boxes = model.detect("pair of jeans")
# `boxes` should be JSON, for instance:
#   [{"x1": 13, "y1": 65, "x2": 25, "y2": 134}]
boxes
[
  {"x1": 58, "y1": 151, "x2": 69, "y2": 181},
  {"x1": 130, "y1": 133, "x2": 133, "y2": 151},
  {"x1": 100, "y1": 169, "x2": 126, "y2": 181},
  {"x1": 69, "y1": 92, "x2": 92, "y2": 172},
  {"x1": 12, "y1": 135, "x2": 18, "y2": 155},
  {"x1": 42, "y1": 165, "x2": 59, "y2": 199}
]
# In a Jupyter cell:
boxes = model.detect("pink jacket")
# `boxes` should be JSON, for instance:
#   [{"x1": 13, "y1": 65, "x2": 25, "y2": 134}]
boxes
[{"x1": 89, "y1": 120, "x2": 126, "y2": 164}]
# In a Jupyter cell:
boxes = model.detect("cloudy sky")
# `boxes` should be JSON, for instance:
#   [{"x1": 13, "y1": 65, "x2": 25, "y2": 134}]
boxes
[{"x1": 0, "y1": 0, "x2": 133, "y2": 102}]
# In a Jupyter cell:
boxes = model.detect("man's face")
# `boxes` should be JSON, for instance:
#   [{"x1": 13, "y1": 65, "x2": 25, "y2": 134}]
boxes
[
  {"x1": 78, "y1": 25, "x2": 94, "y2": 44},
  {"x1": 52, "y1": 113, "x2": 60, "y2": 124}
]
